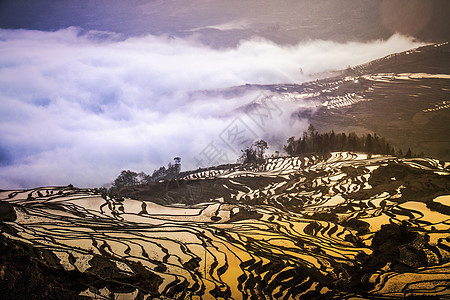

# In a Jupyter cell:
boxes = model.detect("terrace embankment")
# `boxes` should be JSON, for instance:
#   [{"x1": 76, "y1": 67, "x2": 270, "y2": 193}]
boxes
[{"x1": 0, "y1": 152, "x2": 449, "y2": 299}]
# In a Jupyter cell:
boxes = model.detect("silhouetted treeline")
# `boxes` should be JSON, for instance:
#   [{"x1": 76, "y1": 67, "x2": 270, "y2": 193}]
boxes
[
  {"x1": 284, "y1": 125, "x2": 420, "y2": 158},
  {"x1": 238, "y1": 140, "x2": 268, "y2": 164},
  {"x1": 109, "y1": 158, "x2": 181, "y2": 192}
]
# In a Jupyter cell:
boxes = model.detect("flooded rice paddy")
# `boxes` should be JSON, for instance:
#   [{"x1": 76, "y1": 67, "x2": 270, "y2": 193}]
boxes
[{"x1": 1, "y1": 152, "x2": 449, "y2": 299}]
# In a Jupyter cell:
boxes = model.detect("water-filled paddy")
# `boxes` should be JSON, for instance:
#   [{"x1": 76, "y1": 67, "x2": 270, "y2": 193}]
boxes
[{"x1": 1, "y1": 153, "x2": 449, "y2": 298}]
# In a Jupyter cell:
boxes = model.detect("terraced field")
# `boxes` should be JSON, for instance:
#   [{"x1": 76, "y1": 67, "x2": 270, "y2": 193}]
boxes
[
  {"x1": 1, "y1": 152, "x2": 449, "y2": 299},
  {"x1": 231, "y1": 41, "x2": 450, "y2": 161}
]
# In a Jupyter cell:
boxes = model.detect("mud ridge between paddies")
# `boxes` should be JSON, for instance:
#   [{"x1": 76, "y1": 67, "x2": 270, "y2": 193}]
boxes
[{"x1": 1, "y1": 152, "x2": 449, "y2": 299}]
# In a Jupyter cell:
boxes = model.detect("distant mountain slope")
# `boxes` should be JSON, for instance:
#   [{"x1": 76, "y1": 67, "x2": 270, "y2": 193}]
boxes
[
  {"x1": 218, "y1": 41, "x2": 450, "y2": 160},
  {"x1": 349, "y1": 41, "x2": 450, "y2": 75},
  {"x1": 1, "y1": 153, "x2": 449, "y2": 298},
  {"x1": 311, "y1": 42, "x2": 450, "y2": 161}
]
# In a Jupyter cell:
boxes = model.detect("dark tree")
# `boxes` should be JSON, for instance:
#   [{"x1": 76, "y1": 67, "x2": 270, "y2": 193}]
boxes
[
  {"x1": 307, "y1": 124, "x2": 316, "y2": 137},
  {"x1": 174, "y1": 157, "x2": 181, "y2": 174},
  {"x1": 239, "y1": 140, "x2": 268, "y2": 164},
  {"x1": 284, "y1": 136, "x2": 296, "y2": 155},
  {"x1": 151, "y1": 166, "x2": 167, "y2": 181},
  {"x1": 113, "y1": 170, "x2": 138, "y2": 189},
  {"x1": 137, "y1": 172, "x2": 150, "y2": 184},
  {"x1": 365, "y1": 134, "x2": 373, "y2": 154},
  {"x1": 281, "y1": 127, "x2": 415, "y2": 158},
  {"x1": 254, "y1": 140, "x2": 268, "y2": 160},
  {"x1": 405, "y1": 148, "x2": 412, "y2": 158}
]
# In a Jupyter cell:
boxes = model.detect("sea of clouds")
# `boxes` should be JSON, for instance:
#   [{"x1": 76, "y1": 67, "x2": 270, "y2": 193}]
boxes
[{"x1": 0, "y1": 28, "x2": 423, "y2": 188}]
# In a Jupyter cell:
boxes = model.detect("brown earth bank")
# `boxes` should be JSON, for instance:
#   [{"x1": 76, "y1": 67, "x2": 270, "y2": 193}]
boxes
[
  {"x1": 0, "y1": 153, "x2": 448, "y2": 299},
  {"x1": 0, "y1": 231, "x2": 162, "y2": 300}
]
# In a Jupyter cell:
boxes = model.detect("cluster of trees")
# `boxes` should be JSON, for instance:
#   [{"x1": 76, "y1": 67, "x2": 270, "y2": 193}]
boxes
[
  {"x1": 110, "y1": 157, "x2": 181, "y2": 191},
  {"x1": 238, "y1": 140, "x2": 269, "y2": 164},
  {"x1": 107, "y1": 126, "x2": 421, "y2": 191},
  {"x1": 149, "y1": 158, "x2": 181, "y2": 182},
  {"x1": 284, "y1": 125, "x2": 418, "y2": 158}
]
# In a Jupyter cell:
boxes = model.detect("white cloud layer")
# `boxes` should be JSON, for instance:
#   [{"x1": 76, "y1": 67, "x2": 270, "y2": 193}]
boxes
[{"x1": 0, "y1": 28, "x2": 423, "y2": 188}]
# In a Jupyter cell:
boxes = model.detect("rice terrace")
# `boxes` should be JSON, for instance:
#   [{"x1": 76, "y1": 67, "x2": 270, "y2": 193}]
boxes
[
  {"x1": 1, "y1": 151, "x2": 449, "y2": 299},
  {"x1": 1, "y1": 1, "x2": 450, "y2": 299}
]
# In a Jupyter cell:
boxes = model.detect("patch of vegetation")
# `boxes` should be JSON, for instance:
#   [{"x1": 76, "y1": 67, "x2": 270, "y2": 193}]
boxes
[
  {"x1": 109, "y1": 157, "x2": 181, "y2": 193},
  {"x1": 237, "y1": 140, "x2": 268, "y2": 164},
  {"x1": 284, "y1": 124, "x2": 421, "y2": 158}
]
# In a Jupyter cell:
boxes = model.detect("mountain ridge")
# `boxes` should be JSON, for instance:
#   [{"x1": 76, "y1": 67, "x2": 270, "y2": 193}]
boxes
[{"x1": 208, "y1": 41, "x2": 450, "y2": 161}]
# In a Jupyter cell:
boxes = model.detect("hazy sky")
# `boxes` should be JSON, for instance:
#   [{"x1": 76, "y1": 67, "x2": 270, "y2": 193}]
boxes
[
  {"x1": 0, "y1": 1, "x2": 448, "y2": 189},
  {"x1": 1, "y1": 0, "x2": 449, "y2": 46}
]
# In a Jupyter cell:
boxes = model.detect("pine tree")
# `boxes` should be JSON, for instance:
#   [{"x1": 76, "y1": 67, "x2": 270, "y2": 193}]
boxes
[
  {"x1": 365, "y1": 134, "x2": 373, "y2": 154},
  {"x1": 282, "y1": 130, "x2": 419, "y2": 158},
  {"x1": 405, "y1": 148, "x2": 412, "y2": 158}
]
